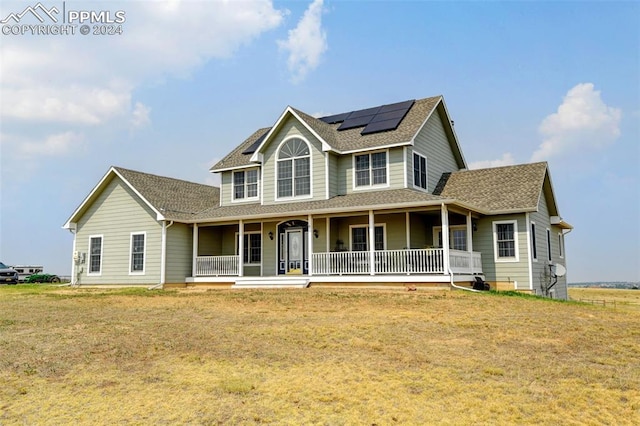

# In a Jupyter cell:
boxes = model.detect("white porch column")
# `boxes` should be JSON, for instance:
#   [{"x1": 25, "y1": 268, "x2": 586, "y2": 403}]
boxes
[
  {"x1": 326, "y1": 217, "x2": 330, "y2": 253},
  {"x1": 405, "y1": 212, "x2": 410, "y2": 249},
  {"x1": 308, "y1": 214, "x2": 314, "y2": 276},
  {"x1": 369, "y1": 209, "x2": 375, "y2": 275},
  {"x1": 192, "y1": 223, "x2": 198, "y2": 277},
  {"x1": 466, "y1": 211, "x2": 473, "y2": 252},
  {"x1": 238, "y1": 220, "x2": 244, "y2": 277},
  {"x1": 441, "y1": 204, "x2": 450, "y2": 273}
]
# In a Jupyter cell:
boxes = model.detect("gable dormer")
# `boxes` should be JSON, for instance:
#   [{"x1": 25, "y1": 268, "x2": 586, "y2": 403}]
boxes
[{"x1": 210, "y1": 96, "x2": 467, "y2": 206}]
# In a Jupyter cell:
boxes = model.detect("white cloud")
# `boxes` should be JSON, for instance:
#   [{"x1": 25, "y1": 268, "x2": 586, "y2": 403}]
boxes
[
  {"x1": 468, "y1": 153, "x2": 516, "y2": 170},
  {"x1": 4, "y1": 131, "x2": 85, "y2": 158},
  {"x1": 130, "y1": 102, "x2": 151, "y2": 128},
  {"x1": 531, "y1": 83, "x2": 622, "y2": 161},
  {"x1": 0, "y1": 1, "x2": 286, "y2": 158},
  {"x1": 278, "y1": 0, "x2": 327, "y2": 83}
]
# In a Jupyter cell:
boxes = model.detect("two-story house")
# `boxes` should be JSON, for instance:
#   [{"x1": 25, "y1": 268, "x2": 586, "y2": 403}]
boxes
[{"x1": 64, "y1": 95, "x2": 572, "y2": 298}]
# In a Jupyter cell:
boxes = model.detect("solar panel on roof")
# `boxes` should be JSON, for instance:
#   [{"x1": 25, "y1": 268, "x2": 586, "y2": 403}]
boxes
[
  {"x1": 360, "y1": 117, "x2": 404, "y2": 135},
  {"x1": 346, "y1": 106, "x2": 381, "y2": 119},
  {"x1": 319, "y1": 112, "x2": 351, "y2": 124},
  {"x1": 241, "y1": 132, "x2": 268, "y2": 155},
  {"x1": 378, "y1": 100, "x2": 415, "y2": 114},
  {"x1": 368, "y1": 108, "x2": 409, "y2": 123},
  {"x1": 338, "y1": 114, "x2": 376, "y2": 130}
]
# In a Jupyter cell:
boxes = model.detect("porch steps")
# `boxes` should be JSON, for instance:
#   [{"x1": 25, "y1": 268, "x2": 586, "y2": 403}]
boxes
[{"x1": 232, "y1": 277, "x2": 310, "y2": 289}]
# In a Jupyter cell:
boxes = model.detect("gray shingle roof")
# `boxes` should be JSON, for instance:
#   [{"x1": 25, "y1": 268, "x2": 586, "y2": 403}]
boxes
[
  {"x1": 210, "y1": 96, "x2": 442, "y2": 172},
  {"x1": 113, "y1": 167, "x2": 220, "y2": 220},
  {"x1": 439, "y1": 162, "x2": 548, "y2": 213},
  {"x1": 191, "y1": 189, "x2": 445, "y2": 222}
]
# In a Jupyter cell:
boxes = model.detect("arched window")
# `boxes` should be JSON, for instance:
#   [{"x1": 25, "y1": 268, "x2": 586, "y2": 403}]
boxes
[{"x1": 277, "y1": 138, "x2": 310, "y2": 198}]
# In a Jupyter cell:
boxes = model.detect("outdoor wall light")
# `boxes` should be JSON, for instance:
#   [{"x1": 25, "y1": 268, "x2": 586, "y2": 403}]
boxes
[
  {"x1": 313, "y1": 229, "x2": 319, "y2": 238},
  {"x1": 268, "y1": 231, "x2": 274, "y2": 240}
]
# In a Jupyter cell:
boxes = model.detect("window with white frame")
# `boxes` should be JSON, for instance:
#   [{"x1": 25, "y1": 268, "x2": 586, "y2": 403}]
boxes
[
  {"x1": 350, "y1": 225, "x2": 385, "y2": 251},
  {"x1": 277, "y1": 138, "x2": 310, "y2": 198},
  {"x1": 531, "y1": 222, "x2": 537, "y2": 261},
  {"x1": 433, "y1": 226, "x2": 467, "y2": 251},
  {"x1": 355, "y1": 151, "x2": 387, "y2": 187},
  {"x1": 89, "y1": 235, "x2": 103, "y2": 274},
  {"x1": 413, "y1": 153, "x2": 427, "y2": 190},
  {"x1": 558, "y1": 232, "x2": 564, "y2": 258},
  {"x1": 233, "y1": 169, "x2": 258, "y2": 200},
  {"x1": 130, "y1": 233, "x2": 145, "y2": 273},
  {"x1": 236, "y1": 233, "x2": 261, "y2": 264},
  {"x1": 493, "y1": 221, "x2": 518, "y2": 261}
]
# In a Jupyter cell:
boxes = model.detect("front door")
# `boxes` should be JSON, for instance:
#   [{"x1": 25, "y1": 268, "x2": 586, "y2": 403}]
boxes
[
  {"x1": 286, "y1": 229, "x2": 303, "y2": 274},
  {"x1": 278, "y1": 220, "x2": 308, "y2": 275}
]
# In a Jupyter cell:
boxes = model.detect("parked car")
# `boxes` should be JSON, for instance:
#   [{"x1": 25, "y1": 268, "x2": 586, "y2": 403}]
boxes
[
  {"x1": 0, "y1": 262, "x2": 19, "y2": 285},
  {"x1": 24, "y1": 273, "x2": 61, "y2": 283}
]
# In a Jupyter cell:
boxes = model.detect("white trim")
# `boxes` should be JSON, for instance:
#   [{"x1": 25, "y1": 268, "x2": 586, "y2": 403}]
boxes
[
  {"x1": 63, "y1": 167, "x2": 165, "y2": 229},
  {"x1": 412, "y1": 151, "x2": 429, "y2": 192},
  {"x1": 348, "y1": 223, "x2": 387, "y2": 251},
  {"x1": 235, "y1": 230, "x2": 262, "y2": 266},
  {"x1": 526, "y1": 213, "x2": 534, "y2": 290},
  {"x1": 340, "y1": 141, "x2": 411, "y2": 155},
  {"x1": 432, "y1": 225, "x2": 467, "y2": 251},
  {"x1": 558, "y1": 232, "x2": 564, "y2": 259},
  {"x1": 249, "y1": 107, "x2": 332, "y2": 162},
  {"x1": 70, "y1": 229, "x2": 77, "y2": 285},
  {"x1": 87, "y1": 234, "x2": 103, "y2": 276},
  {"x1": 129, "y1": 231, "x2": 146, "y2": 275},
  {"x1": 493, "y1": 220, "x2": 519, "y2": 263},
  {"x1": 530, "y1": 220, "x2": 538, "y2": 262},
  {"x1": 192, "y1": 224, "x2": 198, "y2": 277},
  {"x1": 352, "y1": 149, "x2": 390, "y2": 191},
  {"x1": 231, "y1": 168, "x2": 260, "y2": 203},
  {"x1": 402, "y1": 146, "x2": 408, "y2": 188},
  {"x1": 160, "y1": 223, "x2": 167, "y2": 284},
  {"x1": 274, "y1": 136, "x2": 314, "y2": 202},
  {"x1": 325, "y1": 152, "x2": 330, "y2": 199}
]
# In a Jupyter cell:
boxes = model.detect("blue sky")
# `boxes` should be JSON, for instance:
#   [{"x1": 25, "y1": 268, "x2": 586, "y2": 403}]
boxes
[{"x1": 1, "y1": 0, "x2": 638, "y2": 282}]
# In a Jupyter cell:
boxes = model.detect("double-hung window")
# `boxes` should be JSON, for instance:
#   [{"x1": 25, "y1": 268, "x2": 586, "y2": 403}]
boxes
[
  {"x1": 351, "y1": 225, "x2": 385, "y2": 251},
  {"x1": 277, "y1": 138, "x2": 310, "y2": 198},
  {"x1": 130, "y1": 233, "x2": 145, "y2": 273},
  {"x1": 89, "y1": 236, "x2": 103, "y2": 274},
  {"x1": 355, "y1": 151, "x2": 387, "y2": 187},
  {"x1": 433, "y1": 226, "x2": 467, "y2": 251},
  {"x1": 494, "y1": 221, "x2": 518, "y2": 261},
  {"x1": 237, "y1": 233, "x2": 261, "y2": 264},
  {"x1": 233, "y1": 169, "x2": 258, "y2": 201},
  {"x1": 413, "y1": 153, "x2": 427, "y2": 190}
]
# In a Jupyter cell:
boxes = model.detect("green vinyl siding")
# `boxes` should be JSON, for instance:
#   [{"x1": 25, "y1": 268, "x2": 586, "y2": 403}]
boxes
[
  {"x1": 165, "y1": 223, "x2": 192, "y2": 283},
  {"x1": 74, "y1": 177, "x2": 161, "y2": 285},
  {"x1": 341, "y1": 147, "x2": 405, "y2": 194},
  {"x1": 328, "y1": 152, "x2": 339, "y2": 197},
  {"x1": 411, "y1": 109, "x2": 459, "y2": 192},
  {"x1": 262, "y1": 116, "x2": 326, "y2": 204},
  {"x1": 474, "y1": 214, "x2": 530, "y2": 290},
  {"x1": 530, "y1": 192, "x2": 568, "y2": 299}
]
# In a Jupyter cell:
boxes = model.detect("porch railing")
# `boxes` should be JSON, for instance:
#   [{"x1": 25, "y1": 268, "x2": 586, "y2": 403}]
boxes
[
  {"x1": 196, "y1": 255, "x2": 239, "y2": 277},
  {"x1": 195, "y1": 250, "x2": 482, "y2": 277},
  {"x1": 312, "y1": 251, "x2": 370, "y2": 275},
  {"x1": 312, "y1": 248, "x2": 448, "y2": 275},
  {"x1": 450, "y1": 249, "x2": 483, "y2": 274}
]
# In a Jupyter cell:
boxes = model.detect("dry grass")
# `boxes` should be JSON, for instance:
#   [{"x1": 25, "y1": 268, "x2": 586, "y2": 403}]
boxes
[
  {"x1": 569, "y1": 287, "x2": 640, "y2": 311},
  {"x1": 1, "y1": 285, "x2": 639, "y2": 425}
]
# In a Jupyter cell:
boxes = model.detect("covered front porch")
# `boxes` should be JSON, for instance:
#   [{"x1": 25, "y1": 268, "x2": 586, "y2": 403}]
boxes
[{"x1": 186, "y1": 204, "x2": 483, "y2": 287}]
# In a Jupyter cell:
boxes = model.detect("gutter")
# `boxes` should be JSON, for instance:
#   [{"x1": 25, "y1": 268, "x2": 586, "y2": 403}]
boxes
[
  {"x1": 447, "y1": 266, "x2": 481, "y2": 293},
  {"x1": 149, "y1": 220, "x2": 174, "y2": 290}
]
